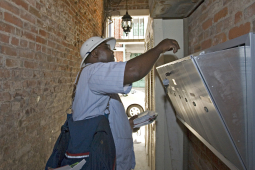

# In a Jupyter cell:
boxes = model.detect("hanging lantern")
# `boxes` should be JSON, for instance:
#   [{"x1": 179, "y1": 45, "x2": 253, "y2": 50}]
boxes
[{"x1": 121, "y1": 0, "x2": 133, "y2": 36}]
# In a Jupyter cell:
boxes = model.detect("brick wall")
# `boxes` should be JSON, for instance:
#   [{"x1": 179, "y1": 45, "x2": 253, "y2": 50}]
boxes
[
  {"x1": 187, "y1": 0, "x2": 255, "y2": 169},
  {"x1": 188, "y1": 131, "x2": 230, "y2": 170},
  {"x1": 0, "y1": 0, "x2": 104, "y2": 169},
  {"x1": 114, "y1": 18, "x2": 123, "y2": 39},
  {"x1": 188, "y1": 0, "x2": 255, "y2": 54}
]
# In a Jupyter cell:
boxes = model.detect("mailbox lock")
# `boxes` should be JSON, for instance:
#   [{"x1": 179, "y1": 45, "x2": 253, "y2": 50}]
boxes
[
  {"x1": 204, "y1": 107, "x2": 209, "y2": 112},
  {"x1": 193, "y1": 102, "x2": 196, "y2": 106}
]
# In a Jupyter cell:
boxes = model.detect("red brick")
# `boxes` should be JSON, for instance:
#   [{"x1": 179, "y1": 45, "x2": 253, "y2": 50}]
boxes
[
  {"x1": 22, "y1": 31, "x2": 35, "y2": 41},
  {"x1": 29, "y1": 6, "x2": 41, "y2": 18},
  {"x1": 244, "y1": 2, "x2": 255, "y2": 19},
  {"x1": 0, "y1": 56, "x2": 3, "y2": 66},
  {"x1": 20, "y1": 39, "x2": 28, "y2": 47},
  {"x1": 229, "y1": 22, "x2": 251, "y2": 39},
  {"x1": 12, "y1": 70, "x2": 22, "y2": 80},
  {"x1": 0, "y1": 69, "x2": 10, "y2": 79},
  {"x1": 37, "y1": 19, "x2": 44, "y2": 29},
  {"x1": 15, "y1": 28, "x2": 22, "y2": 37},
  {"x1": 39, "y1": 29, "x2": 47, "y2": 37},
  {"x1": 204, "y1": 147, "x2": 221, "y2": 168},
  {"x1": 27, "y1": 80, "x2": 37, "y2": 87},
  {"x1": 202, "y1": 18, "x2": 213, "y2": 30},
  {"x1": 1, "y1": 45, "x2": 17, "y2": 56},
  {"x1": 0, "y1": 32, "x2": 9, "y2": 43},
  {"x1": 0, "y1": 0, "x2": 19, "y2": 15},
  {"x1": 63, "y1": 59, "x2": 68, "y2": 65},
  {"x1": 12, "y1": 0, "x2": 29, "y2": 10},
  {"x1": 214, "y1": 7, "x2": 228, "y2": 23},
  {"x1": 20, "y1": 10, "x2": 36, "y2": 24},
  {"x1": 48, "y1": 40, "x2": 56, "y2": 48},
  {"x1": 0, "y1": 21, "x2": 15, "y2": 34},
  {"x1": 42, "y1": 46, "x2": 47, "y2": 54},
  {"x1": 19, "y1": 49, "x2": 35, "y2": 59},
  {"x1": 29, "y1": 42, "x2": 35, "y2": 50},
  {"x1": 0, "y1": 102, "x2": 11, "y2": 113},
  {"x1": 39, "y1": 62, "x2": 49, "y2": 70},
  {"x1": 56, "y1": 57, "x2": 63, "y2": 64},
  {"x1": 35, "y1": 52, "x2": 46, "y2": 61},
  {"x1": 21, "y1": 69, "x2": 33, "y2": 79},
  {"x1": 0, "y1": 9, "x2": 2, "y2": 18},
  {"x1": 11, "y1": 37, "x2": 19, "y2": 46},
  {"x1": 4, "y1": 12, "x2": 23, "y2": 28},
  {"x1": 24, "y1": 22, "x2": 38, "y2": 34},
  {"x1": 194, "y1": 44, "x2": 201, "y2": 53},
  {"x1": 6, "y1": 58, "x2": 20, "y2": 68},
  {"x1": 47, "y1": 56, "x2": 54, "y2": 63},
  {"x1": 234, "y1": 11, "x2": 242, "y2": 24},
  {"x1": 217, "y1": 158, "x2": 230, "y2": 170},
  {"x1": 36, "y1": 44, "x2": 42, "y2": 51},
  {"x1": 36, "y1": 36, "x2": 47, "y2": 44},
  {"x1": 213, "y1": 33, "x2": 227, "y2": 46},
  {"x1": 46, "y1": 48, "x2": 51, "y2": 55},
  {"x1": 24, "y1": 60, "x2": 38, "y2": 69},
  {"x1": 201, "y1": 39, "x2": 212, "y2": 50},
  {"x1": 0, "y1": 92, "x2": 11, "y2": 101}
]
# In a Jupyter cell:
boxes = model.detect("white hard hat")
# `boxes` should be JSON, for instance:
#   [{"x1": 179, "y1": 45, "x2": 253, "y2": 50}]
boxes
[{"x1": 80, "y1": 36, "x2": 116, "y2": 67}]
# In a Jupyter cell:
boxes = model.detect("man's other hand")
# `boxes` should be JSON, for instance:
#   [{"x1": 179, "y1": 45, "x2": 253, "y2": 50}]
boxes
[{"x1": 129, "y1": 115, "x2": 140, "y2": 132}]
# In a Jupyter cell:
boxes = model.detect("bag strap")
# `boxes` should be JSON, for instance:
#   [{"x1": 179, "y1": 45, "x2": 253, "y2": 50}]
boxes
[
  {"x1": 71, "y1": 66, "x2": 86, "y2": 102},
  {"x1": 66, "y1": 66, "x2": 86, "y2": 114}
]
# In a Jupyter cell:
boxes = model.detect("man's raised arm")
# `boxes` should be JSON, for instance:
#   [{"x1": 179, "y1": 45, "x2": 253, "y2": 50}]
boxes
[{"x1": 124, "y1": 39, "x2": 180, "y2": 85}]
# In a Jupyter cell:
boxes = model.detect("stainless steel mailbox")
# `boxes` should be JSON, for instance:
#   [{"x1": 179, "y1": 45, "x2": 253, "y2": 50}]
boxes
[{"x1": 156, "y1": 33, "x2": 255, "y2": 170}]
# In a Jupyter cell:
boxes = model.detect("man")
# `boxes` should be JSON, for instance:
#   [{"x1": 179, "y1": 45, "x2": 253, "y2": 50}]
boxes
[{"x1": 72, "y1": 36, "x2": 180, "y2": 170}]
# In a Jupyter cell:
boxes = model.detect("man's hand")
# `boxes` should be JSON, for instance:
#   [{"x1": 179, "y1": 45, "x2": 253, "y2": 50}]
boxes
[
  {"x1": 124, "y1": 38, "x2": 180, "y2": 85},
  {"x1": 129, "y1": 115, "x2": 140, "y2": 132},
  {"x1": 156, "y1": 39, "x2": 180, "y2": 54}
]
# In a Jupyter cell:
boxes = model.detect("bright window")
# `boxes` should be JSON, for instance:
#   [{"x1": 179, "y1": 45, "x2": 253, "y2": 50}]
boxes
[{"x1": 133, "y1": 18, "x2": 144, "y2": 37}]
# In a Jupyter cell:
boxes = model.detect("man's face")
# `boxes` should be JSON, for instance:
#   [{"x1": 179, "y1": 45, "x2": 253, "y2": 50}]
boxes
[{"x1": 95, "y1": 42, "x2": 115, "y2": 62}]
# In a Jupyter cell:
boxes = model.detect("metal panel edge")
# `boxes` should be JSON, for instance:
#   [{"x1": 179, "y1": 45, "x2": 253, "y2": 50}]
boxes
[
  {"x1": 246, "y1": 33, "x2": 255, "y2": 170},
  {"x1": 156, "y1": 55, "x2": 191, "y2": 69}
]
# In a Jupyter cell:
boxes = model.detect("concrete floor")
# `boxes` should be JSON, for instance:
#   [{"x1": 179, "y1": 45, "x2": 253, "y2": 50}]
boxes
[{"x1": 133, "y1": 126, "x2": 150, "y2": 170}]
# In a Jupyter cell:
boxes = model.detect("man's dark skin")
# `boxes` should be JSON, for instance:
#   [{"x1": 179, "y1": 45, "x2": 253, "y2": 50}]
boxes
[{"x1": 84, "y1": 39, "x2": 180, "y2": 130}]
